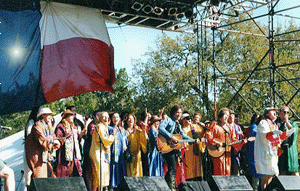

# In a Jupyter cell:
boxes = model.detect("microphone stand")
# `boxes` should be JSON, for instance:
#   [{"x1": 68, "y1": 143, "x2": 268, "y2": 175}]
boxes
[
  {"x1": 94, "y1": 124, "x2": 104, "y2": 191},
  {"x1": 222, "y1": 122, "x2": 230, "y2": 176},
  {"x1": 223, "y1": 123, "x2": 232, "y2": 176},
  {"x1": 224, "y1": 124, "x2": 227, "y2": 176},
  {"x1": 202, "y1": 124, "x2": 211, "y2": 181},
  {"x1": 0, "y1": 116, "x2": 2, "y2": 191}
]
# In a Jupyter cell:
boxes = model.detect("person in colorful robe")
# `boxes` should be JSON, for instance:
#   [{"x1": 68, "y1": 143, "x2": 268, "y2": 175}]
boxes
[
  {"x1": 276, "y1": 106, "x2": 299, "y2": 176},
  {"x1": 183, "y1": 113, "x2": 205, "y2": 180},
  {"x1": 247, "y1": 113, "x2": 261, "y2": 191},
  {"x1": 228, "y1": 110, "x2": 244, "y2": 175},
  {"x1": 109, "y1": 112, "x2": 129, "y2": 189},
  {"x1": 148, "y1": 115, "x2": 164, "y2": 176},
  {"x1": 254, "y1": 107, "x2": 290, "y2": 190},
  {"x1": 206, "y1": 108, "x2": 245, "y2": 176},
  {"x1": 55, "y1": 109, "x2": 85, "y2": 177},
  {"x1": 125, "y1": 114, "x2": 148, "y2": 177},
  {"x1": 25, "y1": 108, "x2": 60, "y2": 180},
  {"x1": 82, "y1": 110, "x2": 101, "y2": 191},
  {"x1": 89, "y1": 111, "x2": 114, "y2": 191}
]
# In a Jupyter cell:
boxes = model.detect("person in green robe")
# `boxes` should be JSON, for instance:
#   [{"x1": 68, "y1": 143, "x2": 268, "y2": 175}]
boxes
[{"x1": 276, "y1": 106, "x2": 299, "y2": 175}]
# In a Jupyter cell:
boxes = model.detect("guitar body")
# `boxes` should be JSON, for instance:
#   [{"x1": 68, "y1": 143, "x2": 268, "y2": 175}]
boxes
[
  {"x1": 208, "y1": 138, "x2": 243, "y2": 158},
  {"x1": 207, "y1": 145, "x2": 228, "y2": 158},
  {"x1": 156, "y1": 134, "x2": 185, "y2": 153}
]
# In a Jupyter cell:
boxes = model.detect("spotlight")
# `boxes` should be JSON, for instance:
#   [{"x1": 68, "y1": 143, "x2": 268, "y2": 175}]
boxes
[
  {"x1": 142, "y1": 5, "x2": 153, "y2": 14},
  {"x1": 185, "y1": 8, "x2": 193, "y2": 18},
  {"x1": 168, "y1": 7, "x2": 177, "y2": 15},
  {"x1": 131, "y1": 2, "x2": 143, "y2": 11},
  {"x1": 176, "y1": 12, "x2": 185, "y2": 19},
  {"x1": 153, "y1": 6, "x2": 164, "y2": 15}
]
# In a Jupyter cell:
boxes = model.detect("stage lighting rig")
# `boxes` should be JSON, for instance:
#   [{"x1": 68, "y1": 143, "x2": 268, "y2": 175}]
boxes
[
  {"x1": 142, "y1": 5, "x2": 153, "y2": 14},
  {"x1": 131, "y1": 2, "x2": 143, "y2": 11}
]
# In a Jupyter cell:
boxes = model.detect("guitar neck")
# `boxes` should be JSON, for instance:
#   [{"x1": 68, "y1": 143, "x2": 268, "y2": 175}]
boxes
[
  {"x1": 177, "y1": 139, "x2": 195, "y2": 143},
  {"x1": 227, "y1": 140, "x2": 242, "y2": 146}
]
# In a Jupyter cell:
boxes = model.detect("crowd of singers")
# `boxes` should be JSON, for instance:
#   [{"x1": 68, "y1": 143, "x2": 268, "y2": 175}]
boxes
[{"x1": 23, "y1": 105, "x2": 298, "y2": 191}]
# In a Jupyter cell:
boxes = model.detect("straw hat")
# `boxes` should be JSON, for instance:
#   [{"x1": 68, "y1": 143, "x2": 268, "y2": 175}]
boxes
[
  {"x1": 263, "y1": 107, "x2": 277, "y2": 115},
  {"x1": 181, "y1": 113, "x2": 191, "y2": 120},
  {"x1": 37, "y1": 108, "x2": 55, "y2": 118}
]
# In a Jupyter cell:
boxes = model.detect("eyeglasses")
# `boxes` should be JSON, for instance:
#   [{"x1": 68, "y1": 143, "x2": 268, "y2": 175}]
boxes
[{"x1": 282, "y1": 111, "x2": 289, "y2": 114}]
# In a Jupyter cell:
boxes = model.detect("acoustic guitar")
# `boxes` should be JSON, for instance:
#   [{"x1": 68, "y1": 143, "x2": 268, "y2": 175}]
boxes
[
  {"x1": 207, "y1": 137, "x2": 254, "y2": 158},
  {"x1": 156, "y1": 134, "x2": 195, "y2": 153}
]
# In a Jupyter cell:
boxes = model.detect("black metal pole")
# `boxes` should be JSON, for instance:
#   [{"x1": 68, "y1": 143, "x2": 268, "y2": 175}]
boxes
[
  {"x1": 94, "y1": 125, "x2": 103, "y2": 191},
  {"x1": 212, "y1": 27, "x2": 217, "y2": 120},
  {"x1": 269, "y1": 0, "x2": 276, "y2": 107}
]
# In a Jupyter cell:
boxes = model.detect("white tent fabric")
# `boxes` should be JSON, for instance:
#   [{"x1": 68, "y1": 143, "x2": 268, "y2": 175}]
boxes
[{"x1": 0, "y1": 130, "x2": 25, "y2": 191}]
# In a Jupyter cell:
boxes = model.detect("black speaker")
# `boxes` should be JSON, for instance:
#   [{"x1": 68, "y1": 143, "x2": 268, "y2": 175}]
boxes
[
  {"x1": 264, "y1": 175, "x2": 300, "y2": 191},
  {"x1": 178, "y1": 181, "x2": 211, "y2": 191},
  {"x1": 117, "y1": 176, "x2": 170, "y2": 191},
  {"x1": 28, "y1": 177, "x2": 87, "y2": 191},
  {"x1": 208, "y1": 175, "x2": 252, "y2": 191}
]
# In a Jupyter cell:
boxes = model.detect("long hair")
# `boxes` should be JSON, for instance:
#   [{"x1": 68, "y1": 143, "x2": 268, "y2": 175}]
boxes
[
  {"x1": 110, "y1": 112, "x2": 121, "y2": 128},
  {"x1": 170, "y1": 105, "x2": 183, "y2": 117},
  {"x1": 250, "y1": 113, "x2": 259, "y2": 125},
  {"x1": 124, "y1": 114, "x2": 137, "y2": 129}
]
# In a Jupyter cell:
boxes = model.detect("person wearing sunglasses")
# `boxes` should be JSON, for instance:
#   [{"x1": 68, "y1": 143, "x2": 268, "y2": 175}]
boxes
[{"x1": 276, "y1": 106, "x2": 299, "y2": 176}]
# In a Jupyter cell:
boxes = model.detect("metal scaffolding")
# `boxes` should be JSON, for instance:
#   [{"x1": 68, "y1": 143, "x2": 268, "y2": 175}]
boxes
[{"x1": 196, "y1": 0, "x2": 300, "y2": 120}]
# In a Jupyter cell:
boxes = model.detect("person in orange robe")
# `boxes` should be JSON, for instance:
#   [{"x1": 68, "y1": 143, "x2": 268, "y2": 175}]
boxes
[
  {"x1": 206, "y1": 108, "x2": 245, "y2": 176},
  {"x1": 183, "y1": 113, "x2": 206, "y2": 180}
]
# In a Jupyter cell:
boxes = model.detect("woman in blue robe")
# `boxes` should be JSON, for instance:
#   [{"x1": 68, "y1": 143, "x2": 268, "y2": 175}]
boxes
[
  {"x1": 148, "y1": 115, "x2": 164, "y2": 176},
  {"x1": 109, "y1": 112, "x2": 129, "y2": 189},
  {"x1": 247, "y1": 114, "x2": 261, "y2": 191}
]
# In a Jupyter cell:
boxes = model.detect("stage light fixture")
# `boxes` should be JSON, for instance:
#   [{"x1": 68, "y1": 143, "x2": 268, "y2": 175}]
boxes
[
  {"x1": 168, "y1": 7, "x2": 177, "y2": 15},
  {"x1": 176, "y1": 12, "x2": 185, "y2": 19},
  {"x1": 142, "y1": 5, "x2": 153, "y2": 14},
  {"x1": 184, "y1": 8, "x2": 193, "y2": 18},
  {"x1": 153, "y1": 6, "x2": 164, "y2": 15},
  {"x1": 176, "y1": 7, "x2": 184, "y2": 19},
  {"x1": 131, "y1": 2, "x2": 143, "y2": 11}
]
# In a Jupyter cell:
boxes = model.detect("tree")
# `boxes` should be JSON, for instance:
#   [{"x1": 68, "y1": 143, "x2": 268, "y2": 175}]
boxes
[{"x1": 133, "y1": 34, "x2": 204, "y2": 117}]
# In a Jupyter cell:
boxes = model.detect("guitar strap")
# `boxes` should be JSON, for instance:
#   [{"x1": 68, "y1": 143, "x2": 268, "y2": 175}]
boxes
[{"x1": 173, "y1": 121, "x2": 181, "y2": 134}]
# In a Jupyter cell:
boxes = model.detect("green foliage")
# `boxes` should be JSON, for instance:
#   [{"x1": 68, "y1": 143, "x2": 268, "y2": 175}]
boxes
[{"x1": 133, "y1": 33, "x2": 203, "y2": 117}]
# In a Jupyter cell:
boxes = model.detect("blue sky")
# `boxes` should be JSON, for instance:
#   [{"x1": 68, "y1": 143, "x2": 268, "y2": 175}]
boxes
[{"x1": 107, "y1": 1, "x2": 300, "y2": 74}]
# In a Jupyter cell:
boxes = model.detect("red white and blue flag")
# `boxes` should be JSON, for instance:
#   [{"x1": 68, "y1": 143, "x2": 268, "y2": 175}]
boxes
[{"x1": 0, "y1": 0, "x2": 115, "y2": 115}]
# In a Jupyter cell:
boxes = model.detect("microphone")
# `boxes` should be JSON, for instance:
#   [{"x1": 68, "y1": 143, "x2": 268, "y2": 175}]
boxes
[{"x1": 1, "y1": 126, "x2": 12, "y2": 130}]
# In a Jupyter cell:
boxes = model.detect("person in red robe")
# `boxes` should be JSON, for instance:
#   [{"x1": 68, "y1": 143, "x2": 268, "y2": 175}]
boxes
[{"x1": 206, "y1": 108, "x2": 245, "y2": 176}]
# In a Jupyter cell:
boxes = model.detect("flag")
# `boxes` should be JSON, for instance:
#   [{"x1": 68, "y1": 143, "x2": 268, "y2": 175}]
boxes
[{"x1": 0, "y1": 0, "x2": 114, "y2": 115}]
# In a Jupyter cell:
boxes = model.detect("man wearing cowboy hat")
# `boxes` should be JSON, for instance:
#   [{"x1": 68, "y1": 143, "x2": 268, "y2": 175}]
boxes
[{"x1": 25, "y1": 108, "x2": 60, "y2": 183}]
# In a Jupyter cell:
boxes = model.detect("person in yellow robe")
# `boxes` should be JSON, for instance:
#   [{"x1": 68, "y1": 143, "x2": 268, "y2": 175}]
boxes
[
  {"x1": 125, "y1": 114, "x2": 147, "y2": 177},
  {"x1": 89, "y1": 111, "x2": 114, "y2": 191},
  {"x1": 182, "y1": 113, "x2": 205, "y2": 180}
]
